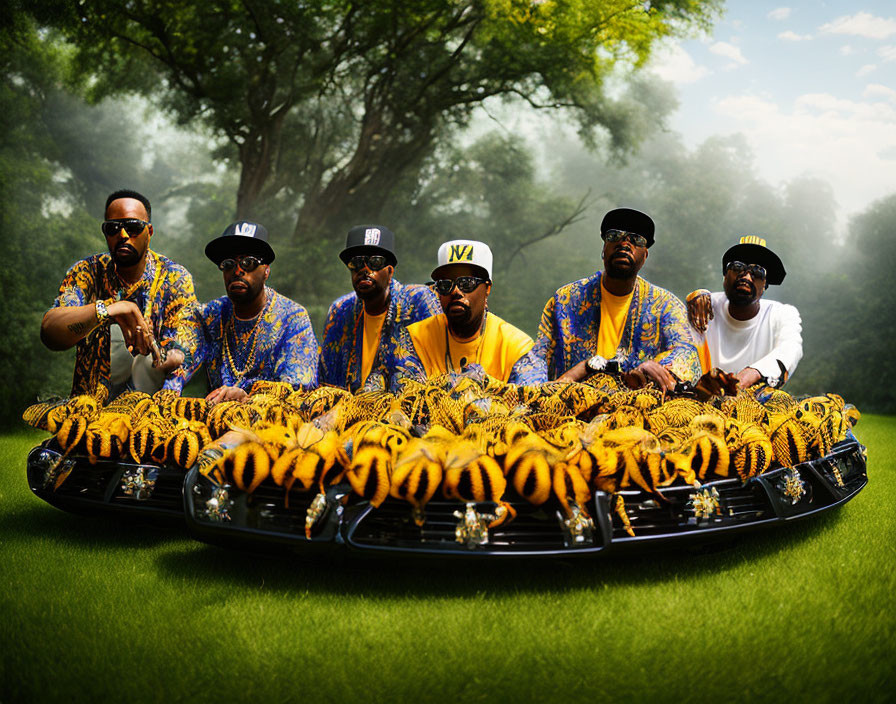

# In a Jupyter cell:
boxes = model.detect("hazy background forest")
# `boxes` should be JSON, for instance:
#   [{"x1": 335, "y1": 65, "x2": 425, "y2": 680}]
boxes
[{"x1": 2, "y1": 0, "x2": 894, "y2": 426}]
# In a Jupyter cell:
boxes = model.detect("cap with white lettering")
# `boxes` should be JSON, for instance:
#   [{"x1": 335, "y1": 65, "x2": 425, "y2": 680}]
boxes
[
  {"x1": 205, "y1": 220, "x2": 276, "y2": 264},
  {"x1": 339, "y1": 224, "x2": 397, "y2": 266}
]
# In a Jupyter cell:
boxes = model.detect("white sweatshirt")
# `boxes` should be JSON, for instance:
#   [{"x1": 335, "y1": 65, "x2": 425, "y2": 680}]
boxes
[{"x1": 693, "y1": 292, "x2": 803, "y2": 385}]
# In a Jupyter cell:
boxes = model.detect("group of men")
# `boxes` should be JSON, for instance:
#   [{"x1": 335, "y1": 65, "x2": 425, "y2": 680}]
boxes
[{"x1": 40, "y1": 189, "x2": 803, "y2": 404}]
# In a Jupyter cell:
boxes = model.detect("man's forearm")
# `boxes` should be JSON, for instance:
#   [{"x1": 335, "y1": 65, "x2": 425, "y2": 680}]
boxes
[{"x1": 40, "y1": 303, "x2": 103, "y2": 351}]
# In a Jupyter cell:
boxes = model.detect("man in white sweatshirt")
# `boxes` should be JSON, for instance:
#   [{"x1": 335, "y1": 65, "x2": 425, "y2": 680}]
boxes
[{"x1": 687, "y1": 235, "x2": 802, "y2": 396}]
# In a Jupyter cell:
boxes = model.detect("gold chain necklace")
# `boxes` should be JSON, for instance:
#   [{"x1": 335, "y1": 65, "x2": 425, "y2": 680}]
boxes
[{"x1": 222, "y1": 290, "x2": 272, "y2": 381}]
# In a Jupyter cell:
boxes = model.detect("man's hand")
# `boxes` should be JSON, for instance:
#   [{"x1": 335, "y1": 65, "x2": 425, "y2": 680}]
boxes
[
  {"x1": 623, "y1": 360, "x2": 677, "y2": 394},
  {"x1": 154, "y1": 348, "x2": 184, "y2": 373},
  {"x1": 687, "y1": 291, "x2": 713, "y2": 333},
  {"x1": 557, "y1": 359, "x2": 590, "y2": 383},
  {"x1": 695, "y1": 368, "x2": 740, "y2": 400},
  {"x1": 736, "y1": 367, "x2": 763, "y2": 389},
  {"x1": 206, "y1": 385, "x2": 248, "y2": 404},
  {"x1": 107, "y1": 300, "x2": 154, "y2": 358}
]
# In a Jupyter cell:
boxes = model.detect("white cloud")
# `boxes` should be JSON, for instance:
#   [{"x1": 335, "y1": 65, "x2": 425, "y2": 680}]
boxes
[
  {"x1": 647, "y1": 42, "x2": 709, "y2": 84},
  {"x1": 709, "y1": 41, "x2": 748, "y2": 67},
  {"x1": 768, "y1": 8, "x2": 792, "y2": 21},
  {"x1": 819, "y1": 12, "x2": 896, "y2": 40},
  {"x1": 857, "y1": 64, "x2": 877, "y2": 77},
  {"x1": 839, "y1": 45, "x2": 854, "y2": 56},
  {"x1": 878, "y1": 45, "x2": 896, "y2": 62},
  {"x1": 712, "y1": 92, "x2": 896, "y2": 217},
  {"x1": 864, "y1": 84, "x2": 896, "y2": 101},
  {"x1": 778, "y1": 30, "x2": 812, "y2": 42}
]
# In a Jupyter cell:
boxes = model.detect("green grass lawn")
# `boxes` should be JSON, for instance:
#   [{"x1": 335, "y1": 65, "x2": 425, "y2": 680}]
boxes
[{"x1": 1, "y1": 417, "x2": 893, "y2": 704}]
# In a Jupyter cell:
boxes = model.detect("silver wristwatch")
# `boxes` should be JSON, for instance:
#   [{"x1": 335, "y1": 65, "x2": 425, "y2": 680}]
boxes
[
  {"x1": 95, "y1": 299, "x2": 110, "y2": 325},
  {"x1": 586, "y1": 355, "x2": 608, "y2": 372}
]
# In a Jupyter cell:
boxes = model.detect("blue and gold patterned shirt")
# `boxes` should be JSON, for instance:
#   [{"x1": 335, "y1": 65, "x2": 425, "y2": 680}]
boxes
[
  {"x1": 51, "y1": 250, "x2": 197, "y2": 400},
  {"x1": 533, "y1": 272, "x2": 701, "y2": 382},
  {"x1": 318, "y1": 279, "x2": 440, "y2": 391},
  {"x1": 173, "y1": 287, "x2": 318, "y2": 392}
]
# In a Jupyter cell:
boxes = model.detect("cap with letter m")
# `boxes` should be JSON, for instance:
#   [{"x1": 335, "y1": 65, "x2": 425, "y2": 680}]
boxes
[
  {"x1": 432, "y1": 239, "x2": 493, "y2": 280},
  {"x1": 205, "y1": 220, "x2": 276, "y2": 265}
]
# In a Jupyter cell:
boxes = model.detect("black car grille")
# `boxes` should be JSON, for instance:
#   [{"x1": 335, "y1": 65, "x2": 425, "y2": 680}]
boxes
[
  {"x1": 348, "y1": 497, "x2": 580, "y2": 552},
  {"x1": 610, "y1": 480, "x2": 773, "y2": 541}
]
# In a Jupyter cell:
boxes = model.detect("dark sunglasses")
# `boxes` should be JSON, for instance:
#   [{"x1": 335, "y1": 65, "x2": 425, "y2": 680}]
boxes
[
  {"x1": 726, "y1": 260, "x2": 767, "y2": 280},
  {"x1": 602, "y1": 229, "x2": 648, "y2": 248},
  {"x1": 102, "y1": 218, "x2": 150, "y2": 238},
  {"x1": 346, "y1": 254, "x2": 389, "y2": 272},
  {"x1": 433, "y1": 276, "x2": 488, "y2": 295},
  {"x1": 219, "y1": 256, "x2": 265, "y2": 273}
]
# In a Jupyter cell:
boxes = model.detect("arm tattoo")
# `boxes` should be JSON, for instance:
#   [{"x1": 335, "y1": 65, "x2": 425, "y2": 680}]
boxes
[{"x1": 67, "y1": 321, "x2": 91, "y2": 335}]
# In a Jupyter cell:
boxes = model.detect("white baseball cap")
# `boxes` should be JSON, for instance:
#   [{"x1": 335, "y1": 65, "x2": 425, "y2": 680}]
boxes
[{"x1": 432, "y1": 239, "x2": 493, "y2": 280}]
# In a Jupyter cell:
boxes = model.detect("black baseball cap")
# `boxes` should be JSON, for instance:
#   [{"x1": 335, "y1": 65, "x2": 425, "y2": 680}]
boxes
[
  {"x1": 205, "y1": 221, "x2": 275, "y2": 265},
  {"x1": 722, "y1": 236, "x2": 786, "y2": 285},
  {"x1": 339, "y1": 225, "x2": 397, "y2": 267},
  {"x1": 600, "y1": 207, "x2": 656, "y2": 248}
]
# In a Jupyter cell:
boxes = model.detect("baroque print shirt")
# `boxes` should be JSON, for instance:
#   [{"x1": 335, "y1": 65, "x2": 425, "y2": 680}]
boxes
[
  {"x1": 318, "y1": 279, "x2": 440, "y2": 391},
  {"x1": 174, "y1": 287, "x2": 319, "y2": 392},
  {"x1": 533, "y1": 272, "x2": 701, "y2": 382},
  {"x1": 51, "y1": 250, "x2": 197, "y2": 400}
]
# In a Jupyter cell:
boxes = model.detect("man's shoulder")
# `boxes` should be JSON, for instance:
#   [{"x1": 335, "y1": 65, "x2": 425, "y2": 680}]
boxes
[
  {"x1": 270, "y1": 289, "x2": 310, "y2": 318},
  {"x1": 407, "y1": 312, "x2": 445, "y2": 338},
  {"x1": 760, "y1": 297, "x2": 800, "y2": 318},
  {"x1": 153, "y1": 251, "x2": 193, "y2": 279},
  {"x1": 489, "y1": 313, "x2": 534, "y2": 348},
  {"x1": 638, "y1": 277, "x2": 685, "y2": 307},
  {"x1": 638, "y1": 276, "x2": 674, "y2": 298},
  {"x1": 67, "y1": 252, "x2": 111, "y2": 271},
  {"x1": 553, "y1": 272, "x2": 599, "y2": 298},
  {"x1": 327, "y1": 291, "x2": 359, "y2": 314},
  {"x1": 395, "y1": 280, "x2": 435, "y2": 299},
  {"x1": 194, "y1": 295, "x2": 229, "y2": 320}
]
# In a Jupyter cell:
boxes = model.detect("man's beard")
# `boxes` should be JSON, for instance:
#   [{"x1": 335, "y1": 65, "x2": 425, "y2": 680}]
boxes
[
  {"x1": 113, "y1": 243, "x2": 141, "y2": 268},
  {"x1": 727, "y1": 280, "x2": 757, "y2": 306},
  {"x1": 355, "y1": 279, "x2": 385, "y2": 301},
  {"x1": 605, "y1": 260, "x2": 635, "y2": 279},
  {"x1": 227, "y1": 278, "x2": 263, "y2": 305},
  {"x1": 728, "y1": 290, "x2": 755, "y2": 306}
]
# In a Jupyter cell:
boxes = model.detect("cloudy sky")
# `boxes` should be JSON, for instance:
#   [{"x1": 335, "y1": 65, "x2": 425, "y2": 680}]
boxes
[{"x1": 649, "y1": 0, "x2": 896, "y2": 226}]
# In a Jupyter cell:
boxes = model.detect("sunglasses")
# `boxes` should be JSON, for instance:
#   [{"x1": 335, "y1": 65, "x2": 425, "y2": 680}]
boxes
[
  {"x1": 602, "y1": 229, "x2": 648, "y2": 248},
  {"x1": 433, "y1": 276, "x2": 488, "y2": 295},
  {"x1": 346, "y1": 254, "x2": 389, "y2": 272},
  {"x1": 726, "y1": 260, "x2": 767, "y2": 280},
  {"x1": 219, "y1": 256, "x2": 265, "y2": 273},
  {"x1": 102, "y1": 218, "x2": 150, "y2": 238}
]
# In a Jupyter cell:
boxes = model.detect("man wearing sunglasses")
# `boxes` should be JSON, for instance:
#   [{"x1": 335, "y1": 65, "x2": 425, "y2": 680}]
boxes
[
  {"x1": 687, "y1": 236, "x2": 802, "y2": 395},
  {"x1": 392, "y1": 239, "x2": 547, "y2": 387},
  {"x1": 170, "y1": 221, "x2": 319, "y2": 401},
  {"x1": 533, "y1": 207, "x2": 700, "y2": 393},
  {"x1": 40, "y1": 189, "x2": 197, "y2": 401},
  {"x1": 318, "y1": 225, "x2": 440, "y2": 390}
]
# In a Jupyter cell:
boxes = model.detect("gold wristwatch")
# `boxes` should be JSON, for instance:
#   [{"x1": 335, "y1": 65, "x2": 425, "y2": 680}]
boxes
[{"x1": 95, "y1": 299, "x2": 110, "y2": 325}]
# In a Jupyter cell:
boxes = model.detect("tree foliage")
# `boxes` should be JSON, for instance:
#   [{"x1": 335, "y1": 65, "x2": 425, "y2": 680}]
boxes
[{"x1": 25, "y1": 0, "x2": 720, "y2": 241}]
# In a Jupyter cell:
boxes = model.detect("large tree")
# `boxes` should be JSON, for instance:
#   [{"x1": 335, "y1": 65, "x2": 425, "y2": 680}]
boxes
[{"x1": 25, "y1": 0, "x2": 720, "y2": 241}]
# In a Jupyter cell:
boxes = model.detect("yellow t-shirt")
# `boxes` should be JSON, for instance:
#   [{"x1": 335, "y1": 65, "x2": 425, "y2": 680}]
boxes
[
  {"x1": 597, "y1": 281, "x2": 634, "y2": 358},
  {"x1": 406, "y1": 312, "x2": 534, "y2": 381},
  {"x1": 360, "y1": 310, "x2": 387, "y2": 385}
]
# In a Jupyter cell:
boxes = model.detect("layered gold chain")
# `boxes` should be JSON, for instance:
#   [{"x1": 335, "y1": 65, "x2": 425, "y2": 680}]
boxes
[{"x1": 222, "y1": 291, "x2": 272, "y2": 381}]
